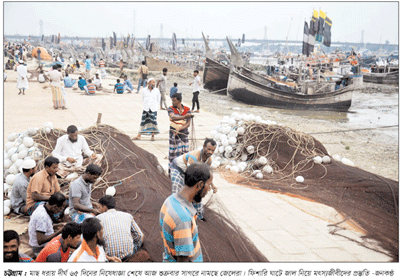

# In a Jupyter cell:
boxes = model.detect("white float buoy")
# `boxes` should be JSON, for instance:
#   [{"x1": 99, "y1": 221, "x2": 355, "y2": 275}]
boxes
[
  {"x1": 5, "y1": 142, "x2": 14, "y2": 151},
  {"x1": 263, "y1": 165, "x2": 273, "y2": 174},
  {"x1": 64, "y1": 208, "x2": 70, "y2": 216},
  {"x1": 322, "y1": 155, "x2": 331, "y2": 164},
  {"x1": 251, "y1": 170, "x2": 262, "y2": 177},
  {"x1": 225, "y1": 145, "x2": 233, "y2": 154},
  {"x1": 11, "y1": 153, "x2": 19, "y2": 163},
  {"x1": 230, "y1": 166, "x2": 239, "y2": 173},
  {"x1": 4, "y1": 159, "x2": 13, "y2": 169},
  {"x1": 240, "y1": 154, "x2": 248, "y2": 162},
  {"x1": 341, "y1": 158, "x2": 355, "y2": 166},
  {"x1": 295, "y1": 176, "x2": 305, "y2": 183},
  {"x1": 7, "y1": 147, "x2": 18, "y2": 158},
  {"x1": 218, "y1": 146, "x2": 225, "y2": 154},
  {"x1": 4, "y1": 183, "x2": 11, "y2": 194},
  {"x1": 210, "y1": 130, "x2": 218, "y2": 138},
  {"x1": 236, "y1": 127, "x2": 245, "y2": 135},
  {"x1": 23, "y1": 137, "x2": 34, "y2": 148},
  {"x1": 225, "y1": 165, "x2": 231, "y2": 170},
  {"x1": 4, "y1": 206, "x2": 11, "y2": 216},
  {"x1": 15, "y1": 159, "x2": 24, "y2": 169},
  {"x1": 7, "y1": 133, "x2": 18, "y2": 142},
  {"x1": 18, "y1": 149, "x2": 28, "y2": 159},
  {"x1": 4, "y1": 200, "x2": 11, "y2": 209},
  {"x1": 5, "y1": 174, "x2": 17, "y2": 185},
  {"x1": 257, "y1": 156, "x2": 268, "y2": 166},
  {"x1": 255, "y1": 172, "x2": 264, "y2": 179},
  {"x1": 228, "y1": 137, "x2": 237, "y2": 145},
  {"x1": 332, "y1": 154, "x2": 341, "y2": 161},
  {"x1": 105, "y1": 186, "x2": 116, "y2": 196},
  {"x1": 313, "y1": 156, "x2": 323, "y2": 164},
  {"x1": 246, "y1": 145, "x2": 255, "y2": 154},
  {"x1": 9, "y1": 165, "x2": 19, "y2": 175}
]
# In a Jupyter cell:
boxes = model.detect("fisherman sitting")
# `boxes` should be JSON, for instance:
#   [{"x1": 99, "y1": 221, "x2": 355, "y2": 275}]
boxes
[
  {"x1": 63, "y1": 73, "x2": 76, "y2": 88},
  {"x1": 78, "y1": 76, "x2": 87, "y2": 90}
]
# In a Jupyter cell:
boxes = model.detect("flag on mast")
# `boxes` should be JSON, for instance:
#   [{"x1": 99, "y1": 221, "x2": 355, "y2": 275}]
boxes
[
  {"x1": 316, "y1": 10, "x2": 326, "y2": 43},
  {"x1": 323, "y1": 16, "x2": 332, "y2": 47},
  {"x1": 302, "y1": 21, "x2": 310, "y2": 56}
]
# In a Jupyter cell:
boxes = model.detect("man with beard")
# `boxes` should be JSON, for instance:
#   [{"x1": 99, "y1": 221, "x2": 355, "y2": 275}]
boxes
[
  {"x1": 28, "y1": 192, "x2": 67, "y2": 256},
  {"x1": 52, "y1": 125, "x2": 97, "y2": 168},
  {"x1": 4, "y1": 230, "x2": 34, "y2": 262},
  {"x1": 10, "y1": 159, "x2": 37, "y2": 215},
  {"x1": 35, "y1": 222, "x2": 81, "y2": 262},
  {"x1": 69, "y1": 164, "x2": 102, "y2": 223},
  {"x1": 169, "y1": 138, "x2": 217, "y2": 220},
  {"x1": 68, "y1": 217, "x2": 121, "y2": 262},
  {"x1": 160, "y1": 162, "x2": 213, "y2": 262},
  {"x1": 25, "y1": 156, "x2": 65, "y2": 216}
]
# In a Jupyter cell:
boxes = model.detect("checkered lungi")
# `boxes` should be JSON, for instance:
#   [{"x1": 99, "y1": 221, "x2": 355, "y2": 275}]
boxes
[
  {"x1": 168, "y1": 129, "x2": 189, "y2": 166},
  {"x1": 138, "y1": 110, "x2": 160, "y2": 135},
  {"x1": 170, "y1": 166, "x2": 204, "y2": 219}
]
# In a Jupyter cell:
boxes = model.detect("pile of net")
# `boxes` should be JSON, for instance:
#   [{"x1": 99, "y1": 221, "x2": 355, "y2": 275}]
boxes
[
  {"x1": 28, "y1": 124, "x2": 267, "y2": 262},
  {"x1": 211, "y1": 116, "x2": 398, "y2": 261}
]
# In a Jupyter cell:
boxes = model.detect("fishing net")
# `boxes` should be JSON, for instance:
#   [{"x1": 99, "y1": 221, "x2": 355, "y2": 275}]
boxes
[
  {"x1": 221, "y1": 123, "x2": 399, "y2": 261},
  {"x1": 31, "y1": 124, "x2": 267, "y2": 262}
]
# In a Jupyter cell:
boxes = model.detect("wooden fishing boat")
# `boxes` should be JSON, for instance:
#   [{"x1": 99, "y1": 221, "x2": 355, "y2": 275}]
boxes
[
  {"x1": 201, "y1": 32, "x2": 230, "y2": 91},
  {"x1": 227, "y1": 67, "x2": 362, "y2": 111},
  {"x1": 362, "y1": 66, "x2": 399, "y2": 85}
]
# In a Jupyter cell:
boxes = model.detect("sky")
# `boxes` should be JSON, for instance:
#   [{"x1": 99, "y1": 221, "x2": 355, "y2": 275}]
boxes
[{"x1": 3, "y1": 1, "x2": 399, "y2": 44}]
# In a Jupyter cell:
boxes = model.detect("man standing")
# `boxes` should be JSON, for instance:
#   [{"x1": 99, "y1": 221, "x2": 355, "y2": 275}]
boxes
[
  {"x1": 10, "y1": 159, "x2": 37, "y2": 215},
  {"x1": 132, "y1": 78, "x2": 161, "y2": 141},
  {"x1": 69, "y1": 164, "x2": 102, "y2": 223},
  {"x1": 160, "y1": 162, "x2": 213, "y2": 262},
  {"x1": 97, "y1": 195, "x2": 145, "y2": 261},
  {"x1": 170, "y1": 138, "x2": 217, "y2": 220},
  {"x1": 157, "y1": 67, "x2": 168, "y2": 110},
  {"x1": 85, "y1": 55, "x2": 91, "y2": 79},
  {"x1": 137, "y1": 61, "x2": 148, "y2": 93},
  {"x1": 28, "y1": 192, "x2": 66, "y2": 256},
  {"x1": 68, "y1": 218, "x2": 121, "y2": 262},
  {"x1": 35, "y1": 222, "x2": 81, "y2": 262},
  {"x1": 37, "y1": 47, "x2": 42, "y2": 63},
  {"x1": 25, "y1": 156, "x2": 62, "y2": 215},
  {"x1": 47, "y1": 64, "x2": 66, "y2": 109},
  {"x1": 4, "y1": 230, "x2": 34, "y2": 262},
  {"x1": 99, "y1": 58, "x2": 107, "y2": 79},
  {"x1": 189, "y1": 70, "x2": 201, "y2": 113},
  {"x1": 16, "y1": 60, "x2": 29, "y2": 95},
  {"x1": 52, "y1": 125, "x2": 97, "y2": 168}
]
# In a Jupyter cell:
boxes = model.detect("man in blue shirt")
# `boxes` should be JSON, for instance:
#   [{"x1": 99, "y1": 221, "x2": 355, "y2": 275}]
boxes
[
  {"x1": 170, "y1": 82, "x2": 178, "y2": 98},
  {"x1": 63, "y1": 73, "x2": 76, "y2": 88},
  {"x1": 114, "y1": 79, "x2": 124, "y2": 94},
  {"x1": 123, "y1": 75, "x2": 134, "y2": 93},
  {"x1": 85, "y1": 55, "x2": 91, "y2": 79},
  {"x1": 78, "y1": 76, "x2": 87, "y2": 91}
]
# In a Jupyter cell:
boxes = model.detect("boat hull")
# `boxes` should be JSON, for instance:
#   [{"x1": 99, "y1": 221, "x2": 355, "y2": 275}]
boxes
[
  {"x1": 227, "y1": 70, "x2": 354, "y2": 111},
  {"x1": 362, "y1": 71, "x2": 399, "y2": 85},
  {"x1": 203, "y1": 57, "x2": 230, "y2": 91}
]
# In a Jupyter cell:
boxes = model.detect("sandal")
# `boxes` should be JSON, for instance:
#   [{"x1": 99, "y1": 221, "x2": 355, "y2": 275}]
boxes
[{"x1": 132, "y1": 136, "x2": 141, "y2": 140}]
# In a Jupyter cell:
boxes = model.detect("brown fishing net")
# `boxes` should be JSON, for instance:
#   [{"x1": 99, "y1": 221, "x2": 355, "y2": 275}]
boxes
[
  {"x1": 31, "y1": 124, "x2": 267, "y2": 262},
  {"x1": 222, "y1": 123, "x2": 399, "y2": 261}
]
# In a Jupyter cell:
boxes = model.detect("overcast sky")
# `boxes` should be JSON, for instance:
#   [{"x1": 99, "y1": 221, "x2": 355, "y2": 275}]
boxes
[{"x1": 3, "y1": 1, "x2": 399, "y2": 44}]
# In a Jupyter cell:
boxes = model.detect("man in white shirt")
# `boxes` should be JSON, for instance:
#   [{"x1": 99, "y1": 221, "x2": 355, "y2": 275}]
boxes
[
  {"x1": 16, "y1": 60, "x2": 29, "y2": 95},
  {"x1": 52, "y1": 125, "x2": 97, "y2": 168},
  {"x1": 47, "y1": 64, "x2": 66, "y2": 109},
  {"x1": 189, "y1": 70, "x2": 201, "y2": 113},
  {"x1": 68, "y1": 217, "x2": 121, "y2": 262},
  {"x1": 132, "y1": 78, "x2": 161, "y2": 141}
]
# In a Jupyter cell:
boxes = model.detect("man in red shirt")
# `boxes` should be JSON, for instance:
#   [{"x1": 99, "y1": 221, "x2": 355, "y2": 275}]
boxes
[{"x1": 35, "y1": 222, "x2": 81, "y2": 262}]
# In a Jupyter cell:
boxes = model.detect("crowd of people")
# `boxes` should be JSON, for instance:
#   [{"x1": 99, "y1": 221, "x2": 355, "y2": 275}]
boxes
[{"x1": 4, "y1": 43, "x2": 218, "y2": 263}]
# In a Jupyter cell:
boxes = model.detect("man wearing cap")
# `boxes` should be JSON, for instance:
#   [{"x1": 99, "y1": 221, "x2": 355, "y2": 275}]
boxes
[
  {"x1": 16, "y1": 60, "x2": 29, "y2": 95},
  {"x1": 10, "y1": 159, "x2": 37, "y2": 215},
  {"x1": 132, "y1": 78, "x2": 161, "y2": 141}
]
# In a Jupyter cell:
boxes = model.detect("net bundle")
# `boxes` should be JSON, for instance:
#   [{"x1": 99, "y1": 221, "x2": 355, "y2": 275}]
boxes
[
  {"x1": 31, "y1": 124, "x2": 267, "y2": 262},
  {"x1": 221, "y1": 123, "x2": 399, "y2": 261}
]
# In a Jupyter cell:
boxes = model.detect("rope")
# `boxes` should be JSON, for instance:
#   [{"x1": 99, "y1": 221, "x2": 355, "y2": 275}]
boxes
[{"x1": 309, "y1": 125, "x2": 398, "y2": 135}]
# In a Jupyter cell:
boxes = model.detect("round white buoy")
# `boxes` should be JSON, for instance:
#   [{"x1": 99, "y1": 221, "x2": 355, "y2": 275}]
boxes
[
  {"x1": 246, "y1": 145, "x2": 255, "y2": 154},
  {"x1": 295, "y1": 176, "x2": 305, "y2": 183},
  {"x1": 211, "y1": 161, "x2": 220, "y2": 169},
  {"x1": 4, "y1": 206, "x2": 11, "y2": 216},
  {"x1": 313, "y1": 156, "x2": 323, "y2": 164},
  {"x1": 263, "y1": 165, "x2": 273, "y2": 174},
  {"x1": 4, "y1": 200, "x2": 11, "y2": 209},
  {"x1": 15, "y1": 159, "x2": 24, "y2": 169},
  {"x1": 66, "y1": 173, "x2": 79, "y2": 181},
  {"x1": 341, "y1": 158, "x2": 355, "y2": 166},
  {"x1": 255, "y1": 173, "x2": 264, "y2": 179},
  {"x1": 251, "y1": 170, "x2": 262, "y2": 177},
  {"x1": 230, "y1": 166, "x2": 239, "y2": 173},
  {"x1": 248, "y1": 114, "x2": 255, "y2": 121},
  {"x1": 11, "y1": 153, "x2": 19, "y2": 163},
  {"x1": 7, "y1": 133, "x2": 18, "y2": 142},
  {"x1": 4, "y1": 183, "x2": 11, "y2": 194},
  {"x1": 5, "y1": 142, "x2": 14, "y2": 151},
  {"x1": 222, "y1": 139, "x2": 230, "y2": 147},
  {"x1": 7, "y1": 147, "x2": 18, "y2": 158},
  {"x1": 322, "y1": 155, "x2": 331, "y2": 164},
  {"x1": 64, "y1": 208, "x2": 70, "y2": 216},
  {"x1": 9, "y1": 165, "x2": 19, "y2": 175},
  {"x1": 255, "y1": 116, "x2": 263, "y2": 123},
  {"x1": 332, "y1": 154, "x2": 341, "y2": 161},
  {"x1": 18, "y1": 144, "x2": 27, "y2": 151},
  {"x1": 218, "y1": 146, "x2": 225, "y2": 154},
  {"x1": 210, "y1": 130, "x2": 218, "y2": 138},
  {"x1": 225, "y1": 146, "x2": 233, "y2": 154},
  {"x1": 225, "y1": 165, "x2": 231, "y2": 170},
  {"x1": 5, "y1": 174, "x2": 16, "y2": 185},
  {"x1": 257, "y1": 156, "x2": 268, "y2": 166},
  {"x1": 23, "y1": 137, "x2": 34, "y2": 148},
  {"x1": 4, "y1": 159, "x2": 13, "y2": 169},
  {"x1": 236, "y1": 127, "x2": 245, "y2": 135},
  {"x1": 240, "y1": 154, "x2": 248, "y2": 162},
  {"x1": 18, "y1": 149, "x2": 28, "y2": 159},
  {"x1": 228, "y1": 137, "x2": 237, "y2": 145},
  {"x1": 105, "y1": 186, "x2": 116, "y2": 196}
]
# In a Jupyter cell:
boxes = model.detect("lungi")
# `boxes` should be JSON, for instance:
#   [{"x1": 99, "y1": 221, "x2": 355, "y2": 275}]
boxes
[
  {"x1": 100, "y1": 67, "x2": 107, "y2": 79},
  {"x1": 138, "y1": 110, "x2": 160, "y2": 134},
  {"x1": 168, "y1": 129, "x2": 189, "y2": 165},
  {"x1": 51, "y1": 85, "x2": 66, "y2": 109}
]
